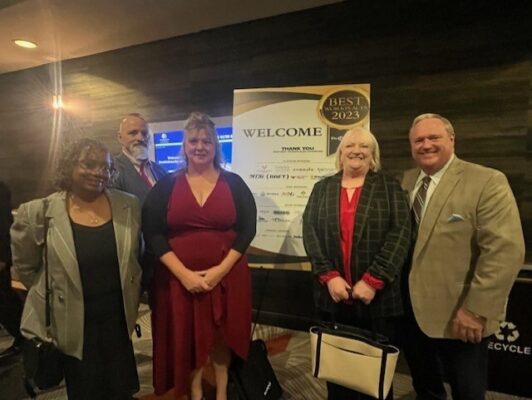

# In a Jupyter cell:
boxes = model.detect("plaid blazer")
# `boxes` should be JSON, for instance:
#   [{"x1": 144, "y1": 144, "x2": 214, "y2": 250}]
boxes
[{"x1": 303, "y1": 171, "x2": 411, "y2": 318}]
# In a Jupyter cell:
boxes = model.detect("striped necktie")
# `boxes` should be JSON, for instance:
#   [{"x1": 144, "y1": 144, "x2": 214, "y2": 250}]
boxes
[{"x1": 412, "y1": 176, "x2": 431, "y2": 227}]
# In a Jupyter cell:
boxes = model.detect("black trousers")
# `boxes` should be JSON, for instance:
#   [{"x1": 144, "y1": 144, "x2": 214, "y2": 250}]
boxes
[
  {"x1": 321, "y1": 303, "x2": 399, "y2": 400},
  {"x1": 400, "y1": 311, "x2": 490, "y2": 400},
  {"x1": 0, "y1": 266, "x2": 23, "y2": 344}
]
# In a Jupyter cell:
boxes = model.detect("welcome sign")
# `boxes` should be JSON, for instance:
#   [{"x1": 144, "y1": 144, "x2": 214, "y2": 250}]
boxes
[{"x1": 232, "y1": 84, "x2": 370, "y2": 270}]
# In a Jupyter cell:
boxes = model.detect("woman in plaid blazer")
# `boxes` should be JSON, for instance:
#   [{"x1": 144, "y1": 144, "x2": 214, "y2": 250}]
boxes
[{"x1": 303, "y1": 127, "x2": 411, "y2": 400}]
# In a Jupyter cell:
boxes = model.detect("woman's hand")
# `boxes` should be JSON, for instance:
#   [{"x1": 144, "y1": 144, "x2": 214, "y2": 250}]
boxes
[
  {"x1": 351, "y1": 279, "x2": 376, "y2": 305},
  {"x1": 326, "y1": 277, "x2": 352, "y2": 303},
  {"x1": 178, "y1": 268, "x2": 211, "y2": 293},
  {"x1": 197, "y1": 265, "x2": 227, "y2": 289}
]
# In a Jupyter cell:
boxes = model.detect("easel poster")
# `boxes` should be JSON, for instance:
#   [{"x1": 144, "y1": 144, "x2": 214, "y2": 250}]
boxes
[{"x1": 232, "y1": 84, "x2": 370, "y2": 270}]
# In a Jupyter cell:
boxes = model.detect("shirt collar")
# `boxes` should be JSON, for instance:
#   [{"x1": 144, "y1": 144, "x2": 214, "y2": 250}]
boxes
[
  {"x1": 416, "y1": 153, "x2": 455, "y2": 186},
  {"x1": 122, "y1": 150, "x2": 149, "y2": 169}
]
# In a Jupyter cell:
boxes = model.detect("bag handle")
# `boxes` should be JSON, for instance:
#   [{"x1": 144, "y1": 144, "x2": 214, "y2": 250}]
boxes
[
  {"x1": 42, "y1": 198, "x2": 52, "y2": 336},
  {"x1": 250, "y1": 266, "x2": 269, "y2": 339},
  {"x1": 329, "y1": 297, "x2": 386, "y2": 343}
]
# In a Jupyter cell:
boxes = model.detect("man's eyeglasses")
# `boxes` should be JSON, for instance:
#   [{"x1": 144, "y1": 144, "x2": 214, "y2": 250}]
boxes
[{"x1": 78, "y1": 160, "x2": 116, "y2": 174}]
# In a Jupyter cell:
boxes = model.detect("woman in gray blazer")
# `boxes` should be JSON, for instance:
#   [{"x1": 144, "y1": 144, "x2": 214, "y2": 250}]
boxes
[{"x1": 11, "y1": 138, "x2": 142, "y2": 400}]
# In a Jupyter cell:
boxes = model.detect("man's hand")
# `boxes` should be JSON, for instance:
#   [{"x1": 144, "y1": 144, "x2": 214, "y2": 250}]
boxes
[
  {"x1": 326, "y1": 276, "x2": 351, "y2": 303},
  {"x1": 452, "y1": 307, "x2": 486, "y2": 343},
  {"x1": 352, "y1": 279, "x2": 376, "y2": 305}
]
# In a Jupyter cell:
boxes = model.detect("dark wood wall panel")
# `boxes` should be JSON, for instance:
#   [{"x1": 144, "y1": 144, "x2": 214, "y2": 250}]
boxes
[{"x1": 0, "y1": 1, "x2": 530, "y2": 328}]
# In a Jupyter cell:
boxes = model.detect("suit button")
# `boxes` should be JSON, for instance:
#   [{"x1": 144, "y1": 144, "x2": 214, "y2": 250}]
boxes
[{"x1": 58, "y1": 295, "x2": 64, "y2": 301}]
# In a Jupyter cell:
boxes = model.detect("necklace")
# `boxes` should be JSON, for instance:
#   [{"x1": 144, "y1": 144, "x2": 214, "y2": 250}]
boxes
[{"x1": 69, "y1": 194, "x2": 101, "y2": 225}]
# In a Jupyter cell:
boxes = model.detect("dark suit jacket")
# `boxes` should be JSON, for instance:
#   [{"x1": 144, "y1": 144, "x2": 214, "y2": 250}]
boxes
[
  {"x1": 303, "y1": 171, "x2": 412, "y2": 318},
  {"x1": 112, "y1": 153, "x2": 167, "y2": 204}
]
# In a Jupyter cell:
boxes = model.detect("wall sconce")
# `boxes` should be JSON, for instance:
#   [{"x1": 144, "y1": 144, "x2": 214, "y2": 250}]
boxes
[
  {"x1": 52, "y1": 95, "x2": 64, "y2": 109},
  {"x1": 13, "y1": 39, "x2": 38, "y2": 49}
]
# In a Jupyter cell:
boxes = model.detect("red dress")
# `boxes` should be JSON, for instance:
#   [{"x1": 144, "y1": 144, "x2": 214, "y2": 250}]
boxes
[{"x1": 151, "y1": 174, "x2": 252, "y2": 397}]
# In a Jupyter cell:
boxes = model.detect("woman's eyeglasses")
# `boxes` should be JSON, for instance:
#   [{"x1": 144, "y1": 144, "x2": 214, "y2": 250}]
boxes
[{"x1": 78, "y1": 160, "x2": 115, "y2": 174}]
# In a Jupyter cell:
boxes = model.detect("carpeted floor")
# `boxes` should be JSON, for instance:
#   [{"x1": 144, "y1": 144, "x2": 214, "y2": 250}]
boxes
[{"x1": 0, "y1": 304, "x2": 529, "y2": 399}]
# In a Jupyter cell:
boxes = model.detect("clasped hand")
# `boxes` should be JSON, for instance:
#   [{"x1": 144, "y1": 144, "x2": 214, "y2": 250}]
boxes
[
  {"x1": 180, "y1": 265, "x2": 226, "y2": 293},
  {"x1": 326, "y1": 277, "x2": 376, "y2": 305}
]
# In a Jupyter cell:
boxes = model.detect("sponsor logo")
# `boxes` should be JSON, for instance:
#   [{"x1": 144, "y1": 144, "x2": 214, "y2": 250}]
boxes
[
  {"x1": 271, "y1": 217, "x2": 291, "y2": 223},
  {"x1": 274, "y1": 165, "x2": 290, "y2": 173}
]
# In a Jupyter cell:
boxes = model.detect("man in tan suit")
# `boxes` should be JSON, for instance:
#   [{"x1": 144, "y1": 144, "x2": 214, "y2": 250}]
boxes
[{"x1": 401, "y1": 113, "x2": 524, "y2": 400}]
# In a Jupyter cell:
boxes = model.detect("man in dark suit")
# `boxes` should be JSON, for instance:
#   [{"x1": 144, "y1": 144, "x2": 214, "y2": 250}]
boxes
[
  {"x1": 113, "y1": 113, "x2": 167, "y2": 204},
  {"x1": 0, "y1": 181, "x2": 23, "y2": 364},
  {"x1": 401, "y1": 113, "x2": 524, "y2": 400}
]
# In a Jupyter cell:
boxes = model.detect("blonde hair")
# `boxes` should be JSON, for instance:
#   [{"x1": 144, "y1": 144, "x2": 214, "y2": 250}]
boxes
[
  {"x1": 335, "y1": 127, "x2": 381, "y2": 172},
  {"x1": 181, "y1": 112, "x2": 222, "y2": 168}
]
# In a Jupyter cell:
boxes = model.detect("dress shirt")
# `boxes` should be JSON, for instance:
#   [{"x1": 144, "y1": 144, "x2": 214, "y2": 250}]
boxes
[
  {"x1": 410, "y1": 154, "x2": 455, "y2": 223},
  {"x1": 122, "y1": 151, "x2": 156, "y2": 186}
]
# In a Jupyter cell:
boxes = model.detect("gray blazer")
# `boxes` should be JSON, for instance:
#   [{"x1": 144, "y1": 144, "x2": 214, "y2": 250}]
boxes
[
  {"x1": 11, "y1": 190, "x2": 142, "y2": 359},
  {"x1": 112, "y1": 153, "x2": 167, "y2": 204}
]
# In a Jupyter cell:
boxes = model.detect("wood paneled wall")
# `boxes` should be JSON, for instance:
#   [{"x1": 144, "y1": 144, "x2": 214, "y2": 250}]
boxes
[{"x1": 0, "y1": 1, "x2": 530, "y2": 328}]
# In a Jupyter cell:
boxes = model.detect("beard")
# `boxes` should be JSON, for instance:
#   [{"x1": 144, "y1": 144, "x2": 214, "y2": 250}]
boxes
[{"x1": 127, "y1": 143, "x2": 149, "y2": 161}]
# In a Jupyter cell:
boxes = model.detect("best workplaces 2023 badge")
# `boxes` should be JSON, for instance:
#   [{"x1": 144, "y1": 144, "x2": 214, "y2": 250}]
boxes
[{"x1": 318, "y1": 88, "x2": 370, "y2": 156}]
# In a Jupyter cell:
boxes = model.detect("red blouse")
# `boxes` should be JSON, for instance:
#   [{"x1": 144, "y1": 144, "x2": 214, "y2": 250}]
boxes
[{"x1": 319, "y1": 187, "x2": 384, "y2": 290}]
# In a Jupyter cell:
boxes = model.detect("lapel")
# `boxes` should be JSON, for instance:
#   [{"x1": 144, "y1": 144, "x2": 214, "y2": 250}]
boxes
[
  {"x1": 118, "y1": 153, "x2": 142, "y2": 183},
  {"x1": 150, "y1": 162, "x2": 164, "y2": 181},
  {"x1": 402, "y1": 169, "x2": 418, "y2": 194},
  {"x1": 414, "y1": 158, "x2": 464, "y2": 259},
  {"x1": 107, "y1": 189, "x2": 132, "y2": 287},
  {"x1": 354, "y1": 171, "x2": 378, "y2": 246},
  {"x1": 46, "y1": 192, "x2": 82, "y2": 291}
]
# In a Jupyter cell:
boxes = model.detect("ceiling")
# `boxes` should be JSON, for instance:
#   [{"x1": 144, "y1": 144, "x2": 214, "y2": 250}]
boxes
[{"x1": 0, "y1": 0, "x2": 341, "y2": 75}]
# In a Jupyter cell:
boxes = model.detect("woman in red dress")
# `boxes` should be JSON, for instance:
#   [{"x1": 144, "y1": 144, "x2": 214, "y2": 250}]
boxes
[{"x1": 143, "y1": 112, "x2": 256, "y2": 400}]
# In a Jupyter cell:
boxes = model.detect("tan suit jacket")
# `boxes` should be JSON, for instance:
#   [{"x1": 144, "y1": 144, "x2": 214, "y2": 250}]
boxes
[
  {"x1": 402, "y1": 157, "x2": 524, "y2": 338},
  {"x1": 11, "y1": 189, "x2": 142, "y2": 359}
]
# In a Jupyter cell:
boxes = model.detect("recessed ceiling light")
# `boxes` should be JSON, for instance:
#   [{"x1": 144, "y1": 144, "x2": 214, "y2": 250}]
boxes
[{"x1": 13, "y1": 39, "x2": 37, "y2": 49}]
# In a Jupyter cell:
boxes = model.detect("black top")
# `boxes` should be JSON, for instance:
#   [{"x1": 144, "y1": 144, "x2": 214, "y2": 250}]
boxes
[
  {"x1": 71, "y1": 219, "x2": 123, "y2": 320},
  {"x1": 142, "y1": 170, "x2": 257, "y2": 258}
]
